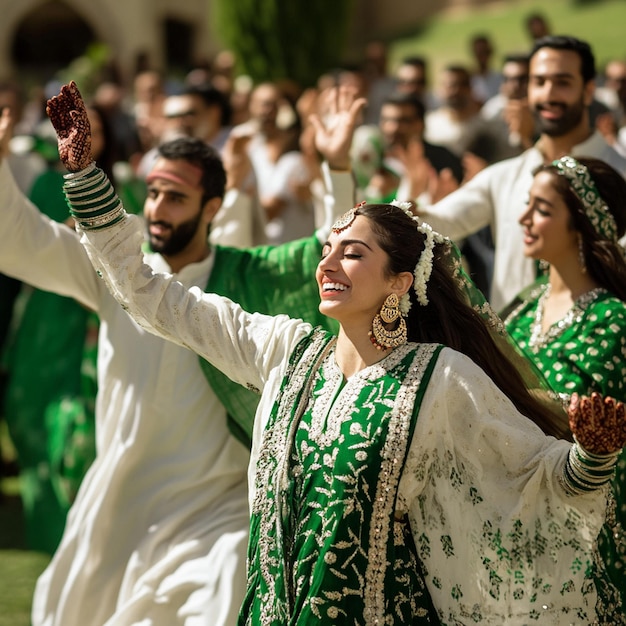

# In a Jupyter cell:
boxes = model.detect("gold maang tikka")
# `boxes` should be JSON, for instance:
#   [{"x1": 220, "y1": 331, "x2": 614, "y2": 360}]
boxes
[{"x1": 331, "y1": 201, "x2": 366, "y2": 233}]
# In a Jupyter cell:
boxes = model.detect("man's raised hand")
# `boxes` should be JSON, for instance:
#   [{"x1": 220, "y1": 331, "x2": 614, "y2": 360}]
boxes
[{"x1": 309, "y1": 86, "x2": 366, "y2": 171}]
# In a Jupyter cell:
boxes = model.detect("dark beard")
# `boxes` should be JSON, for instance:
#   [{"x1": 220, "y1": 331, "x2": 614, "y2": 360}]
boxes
[
  {"x1": 532, "y1": 97, "x2": 585, "y2": 137},
  {"x1": 147, "y1": 209, "x2": 204, "y2": 256}
]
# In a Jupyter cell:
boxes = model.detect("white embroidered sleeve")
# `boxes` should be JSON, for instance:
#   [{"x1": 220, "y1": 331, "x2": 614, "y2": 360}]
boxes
[{"x1": 79, "y1": 213, "x2": 312, "y2": 392}]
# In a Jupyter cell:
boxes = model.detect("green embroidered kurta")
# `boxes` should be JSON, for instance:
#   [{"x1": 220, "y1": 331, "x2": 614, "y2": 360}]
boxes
[
  {"x1": 505, "y1": 282, "x2": 626, "y2": 621},
  {"x1": 241, "y1": 331, "x2": 442, "y2": 625}
]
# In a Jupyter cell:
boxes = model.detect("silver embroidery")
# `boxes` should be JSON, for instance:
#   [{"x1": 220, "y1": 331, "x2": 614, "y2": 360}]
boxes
[
  {"x1": 364, "y1": 343, "x2": 439, "y2": 623},
  {"x1": 250, "y1": 332, "x2": 439, "y2": 624}
]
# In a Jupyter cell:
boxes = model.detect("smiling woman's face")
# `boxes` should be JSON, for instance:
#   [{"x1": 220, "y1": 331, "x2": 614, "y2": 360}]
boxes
[
  {"x1": 316, "y1": 214, "x2": 399, "y2": 325},
  {"x1": 518, "y1": 171, "x2": 579, "y2": 264}
]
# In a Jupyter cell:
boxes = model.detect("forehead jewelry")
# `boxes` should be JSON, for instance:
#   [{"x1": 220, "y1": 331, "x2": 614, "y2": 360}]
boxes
[
  {"x1": 553, "y1": 156, "x2": 618, "y2": 242},
  {"x1": 331, "y1": 201, "x2": 366, "y2": 233}
]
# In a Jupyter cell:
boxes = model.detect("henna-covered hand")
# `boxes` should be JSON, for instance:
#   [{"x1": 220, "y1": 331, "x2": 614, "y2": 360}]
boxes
[
  {"x1": 46, "y1": 81, "x2": 92, "y2": 172},
  {"x1": 569, "y1": 391, "x2": 626, "y2": 454}
]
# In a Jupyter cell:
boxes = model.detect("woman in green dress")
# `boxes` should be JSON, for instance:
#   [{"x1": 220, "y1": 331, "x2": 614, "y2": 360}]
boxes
[
  {"x1": 505, "y1": 156, "x2": 626, "y2": 621},
  {"x1": 46, "y1": 82, "x2": 626, "y2": 624}
]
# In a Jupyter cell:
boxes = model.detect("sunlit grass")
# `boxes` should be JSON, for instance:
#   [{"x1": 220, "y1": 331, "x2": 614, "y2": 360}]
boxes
[
  {"x1": 390, "y1": 0, "x2": 626, "y2": 79},
  {"x1": 0, "y1": 412, "x2": 50, "y2": 625},
  {"x1": 0, "y1": 549, "x2": 49, "y2": 626}
]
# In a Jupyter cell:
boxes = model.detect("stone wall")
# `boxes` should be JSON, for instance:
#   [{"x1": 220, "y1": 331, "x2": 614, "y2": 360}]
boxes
[
  {"x1": 0, "y1": 0, "x2": 216, "y2": 84},
  {"x1": 0, "y1": 0, "x2": 501, "y2": 85}
]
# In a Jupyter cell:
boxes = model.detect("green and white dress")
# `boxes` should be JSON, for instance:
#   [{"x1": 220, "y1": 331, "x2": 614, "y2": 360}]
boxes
[
  {"x1": 79, "y1": 213, "x2": 609, "y2": 624},
  {"x1": 241, "y1": 332, "x2": 442, "y2": 624},
  {"x1": 506, "y1": 281, "x2": 626, "y2": 622}
]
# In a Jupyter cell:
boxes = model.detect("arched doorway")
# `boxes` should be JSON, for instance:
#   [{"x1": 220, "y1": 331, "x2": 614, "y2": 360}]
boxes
[
  {"x1": 12, "y1": 1, "x2": 97, "y2": 84},
  {"x1": 165, "y1": 16, "x2": 194, "y2": 73}
]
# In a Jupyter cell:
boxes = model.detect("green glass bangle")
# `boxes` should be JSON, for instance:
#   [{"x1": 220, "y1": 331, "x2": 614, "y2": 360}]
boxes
[
  {"x1": 71, "y1": 198, "x2": 121, "y2": 221},
  {"x1": 63, "y1": 165, "x2": 128, "y2": 231},
  {"x1": 83, "y1": 212, "x2": 126, "y2": 231},
  {"x1": 68, "y1": 187, "x2": 118, "y2": 211},
  {"x1": 63, "y1": 162, "x2": 97, "y2": 182},
  {"x1": 563, "y1": 463, "x2": 597, "y2": 494},
  {"x1": 562, "y1": 443, "x2": 617, "y2": 496},
  {"x1": 74, "y1": 203, "x2": 125, "y2": 230},
  {"x1": 65, "y1": 177, "x2": 111, "y2": 201}
]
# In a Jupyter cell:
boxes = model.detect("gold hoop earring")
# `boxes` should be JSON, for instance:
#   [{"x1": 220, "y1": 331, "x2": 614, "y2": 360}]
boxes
[
  {"x1": 369, "y1": 294, "x2": 407, "y2": 350},
  {"x1": 380, "y1": 293, "x2": 401, "y2": 323}
]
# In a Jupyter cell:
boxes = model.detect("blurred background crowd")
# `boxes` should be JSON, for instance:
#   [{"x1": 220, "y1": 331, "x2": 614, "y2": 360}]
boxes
[{"x1": 1, "y1": 0, "x2": 625, "y2": 622}]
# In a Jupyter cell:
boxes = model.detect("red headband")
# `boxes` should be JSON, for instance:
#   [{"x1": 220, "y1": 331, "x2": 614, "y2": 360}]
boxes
[{"x1": 146, "y1": 160, "x2": 203, "y2": 190}]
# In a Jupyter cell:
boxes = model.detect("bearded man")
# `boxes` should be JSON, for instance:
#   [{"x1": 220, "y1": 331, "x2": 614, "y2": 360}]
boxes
[{"x1": 417, "y1": 35, "x2": 626, "y2": 311}]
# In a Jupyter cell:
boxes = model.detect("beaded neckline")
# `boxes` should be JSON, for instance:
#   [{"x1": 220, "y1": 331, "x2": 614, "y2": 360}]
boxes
[{"x1": 527, "y1": 284, "x2": 607, "y2": 352}]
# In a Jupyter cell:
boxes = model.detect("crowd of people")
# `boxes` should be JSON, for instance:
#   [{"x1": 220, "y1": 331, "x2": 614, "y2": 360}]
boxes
[{"x1": 0, "y1": 10, "x2": 625, "y2": 625}]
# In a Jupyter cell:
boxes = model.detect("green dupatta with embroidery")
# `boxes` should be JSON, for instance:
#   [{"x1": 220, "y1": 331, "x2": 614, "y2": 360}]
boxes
[{"x1": 240, "y1": 328, "x2": 443, "y2": 625}]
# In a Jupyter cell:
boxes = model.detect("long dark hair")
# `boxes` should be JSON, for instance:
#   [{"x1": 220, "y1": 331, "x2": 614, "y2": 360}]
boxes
[
  {"x1": 535, "y1": 157, "x2": 626, "y2": 302},
  {"x1": 359, "y1": 203, "x2": 568, "y2": 438}
]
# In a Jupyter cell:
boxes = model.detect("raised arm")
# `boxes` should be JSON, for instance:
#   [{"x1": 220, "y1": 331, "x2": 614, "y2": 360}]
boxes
[
  {"x1": 46, "y1": 82, "x2": 312, "y2": 390},
  {"x1": 309, "y1": 86, "x2": 365, "y2": 171},
  {"x1": 403, "y1": 349, "x2": 620, "y2": 619},
  {"x1": 564, "y1": 392, "x2": 626, "y2": 496},
  {"x1": 0, "y1": 99, "x2": 100, "y2": 308},
  {"x1": 308, "y1": 86, "x2": 365, "y2": 240}
]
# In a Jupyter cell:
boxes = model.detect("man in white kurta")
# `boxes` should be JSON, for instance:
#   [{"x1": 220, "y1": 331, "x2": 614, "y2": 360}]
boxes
[
  {"x1": 420, "y1": 131, "x2": 626, "y2": 312},
  {"x1": 0, "y1": 146, "x2": 353, "y2": 625},
  {"x1": 419, "y1": 37, "x2": 626, "y2": 312}
]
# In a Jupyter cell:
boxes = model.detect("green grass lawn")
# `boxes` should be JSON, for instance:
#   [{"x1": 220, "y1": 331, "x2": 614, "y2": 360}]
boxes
[
  {"x1": 0, "y1": 486, "x2": 50, "y2": 626},
  {"x1": 0, "y1": 424, "x2": 50, "y2": 625},
  {"x1": 0, "y1": 547, "x2": 50, "y2": 626},
  {"x1": 390, "y1": 0, "x2": 626, "y2": 78}
]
